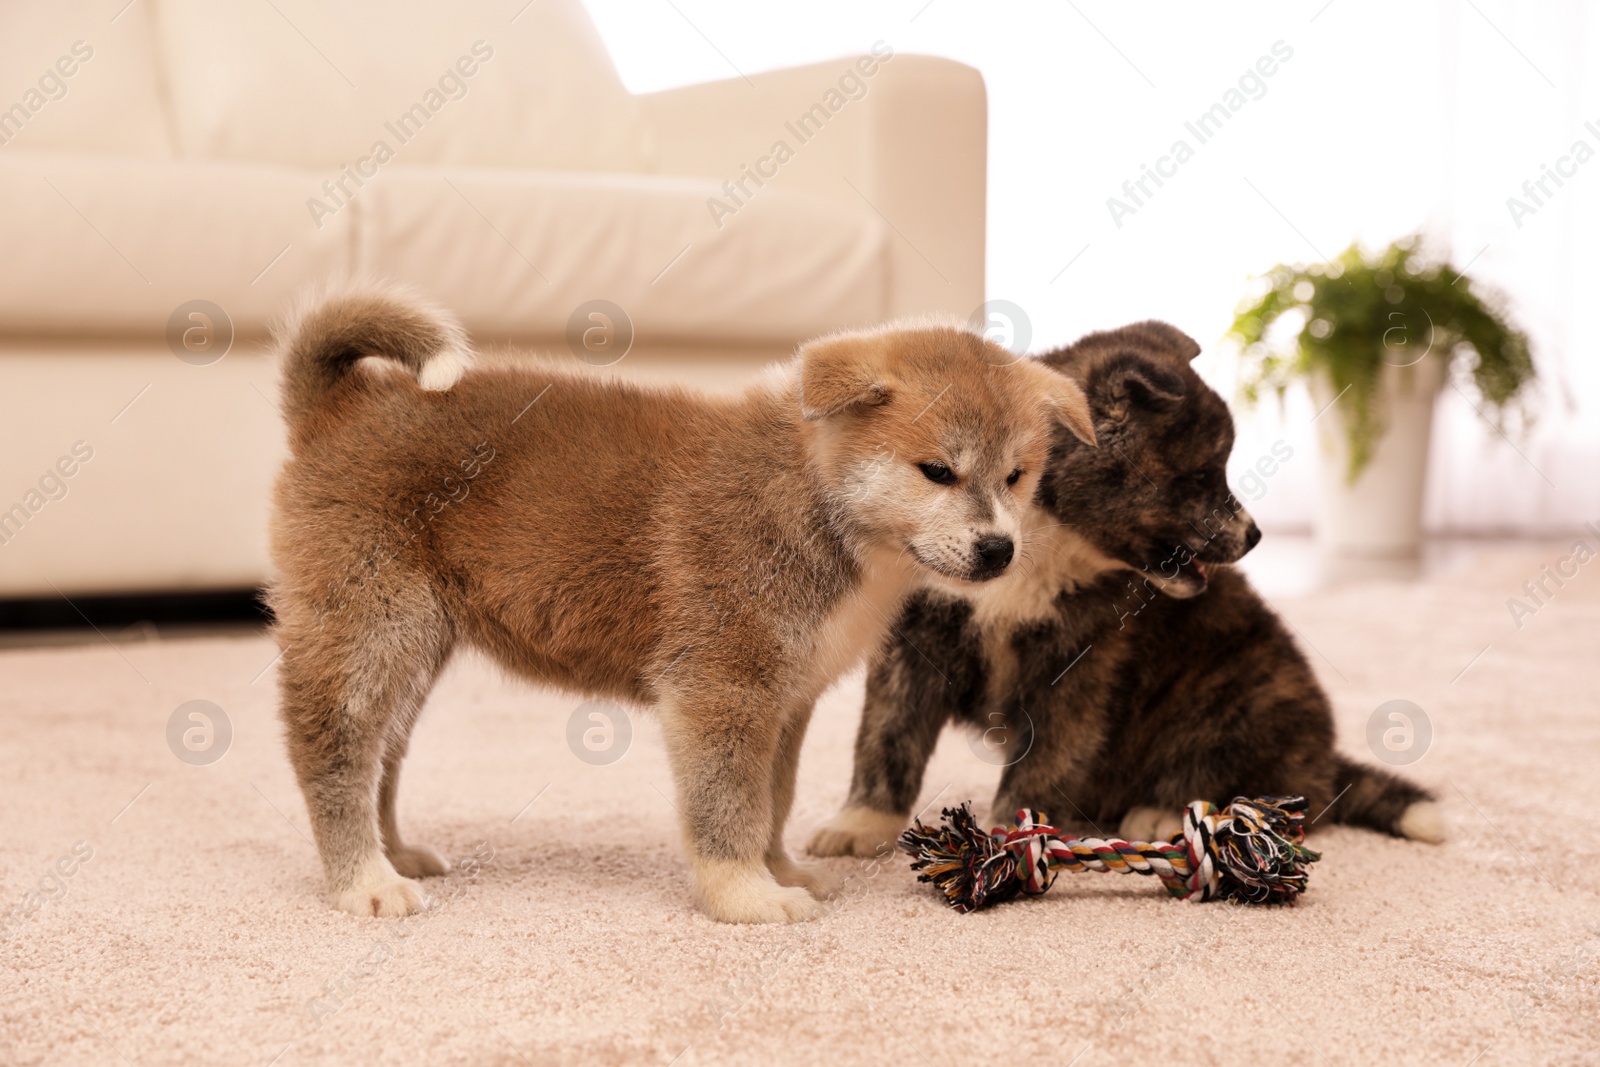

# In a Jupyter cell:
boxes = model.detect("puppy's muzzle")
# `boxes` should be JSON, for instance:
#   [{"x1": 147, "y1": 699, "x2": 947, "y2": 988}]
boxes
[
  {"x1": 1196, "y1": 517, "x2": 1261, "y2": 566},
  {"x1": 971, "y1": 535, "x2": 1015, "y2": 580},
  {"x1": 1163, "y1": 517, "x2": 1261, "y2": 597}
]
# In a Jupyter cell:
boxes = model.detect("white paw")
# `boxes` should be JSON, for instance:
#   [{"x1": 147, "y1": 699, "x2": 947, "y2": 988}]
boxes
[
  {"x1": 696, "y1": 860, "x2": 824, "y2": 924},
  {"x1": 388, "y1": 843, "x2": 451, "y2": 879},
  {"x1": 805, "y1": 806, "x2": 905, "y2": 858},
  {"x1": 1119, "y1": 806, "x2": 1183, "y2": 843},
  {"x1": 1397, "y1": 800, "x2": 1446, "y2": 843},
  {"x1": 333, "y1": 860, "x2": 428, "y2": 918},
  {"x1": 768, "y1": 854, "x2": 838, "y2": 900},
  {"x1": 417, "y1": 347, "x2": 469, "y2": 391}
]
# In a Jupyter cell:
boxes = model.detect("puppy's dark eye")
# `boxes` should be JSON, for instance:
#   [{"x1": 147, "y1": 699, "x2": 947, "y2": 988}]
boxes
[
  {"x1": 1006, "y1": 468, "x2": 1022, "y2": 486},
  {"x1": 918, "y1": 461, "x2": 957, "y2": 485}
]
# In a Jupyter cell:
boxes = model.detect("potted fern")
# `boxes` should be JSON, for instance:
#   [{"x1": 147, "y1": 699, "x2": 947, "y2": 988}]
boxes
[{"x1": 1229, "y1": 236, "x2": 1535, "y2": 559}]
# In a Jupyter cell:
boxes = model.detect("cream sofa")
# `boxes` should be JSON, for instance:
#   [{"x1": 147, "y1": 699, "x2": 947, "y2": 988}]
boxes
[{"x1": 0, "y1": 0, "x2": 985, "y2": 597}]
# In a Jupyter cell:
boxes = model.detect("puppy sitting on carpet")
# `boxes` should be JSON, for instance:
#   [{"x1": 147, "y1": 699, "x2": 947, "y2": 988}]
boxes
[
  {"x1": 267, "y1": 289, "x2": 1095, "y2": 923},
  {"x1": 809, "y1": 321, "x2": 1444, "y2": 857}
]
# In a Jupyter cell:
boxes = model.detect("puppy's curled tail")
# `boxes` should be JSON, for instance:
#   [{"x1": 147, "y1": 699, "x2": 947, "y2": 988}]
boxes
[
  {"x1": 276, "y1": 288, "x2": 471, "y2": 428},
  {"x1": 1330, "y1": 754, "x2": 1444, "y2": 843}
]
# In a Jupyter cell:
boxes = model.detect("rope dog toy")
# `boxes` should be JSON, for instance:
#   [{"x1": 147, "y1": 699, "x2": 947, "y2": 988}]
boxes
[{"x1": 899, "y1": 796, "x2": 1321, "y2": 913}]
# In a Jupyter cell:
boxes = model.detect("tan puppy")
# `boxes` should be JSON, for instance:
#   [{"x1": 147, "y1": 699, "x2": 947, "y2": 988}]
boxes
[{"x1": 267, "y1": 289, "x2": 1094, "y2": 924}]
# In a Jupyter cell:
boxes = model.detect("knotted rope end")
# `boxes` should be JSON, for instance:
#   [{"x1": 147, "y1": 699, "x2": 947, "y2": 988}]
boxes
[
  {"x1": 898, "y1": 803, "x2": 1020, "y2": 914},
  {"x1": 1195, "y1": 795, "x2": 1323, "y2": 905}
]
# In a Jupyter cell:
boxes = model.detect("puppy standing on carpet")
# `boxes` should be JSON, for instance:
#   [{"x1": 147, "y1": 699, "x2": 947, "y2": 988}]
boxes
[
  {"x1": 267, "y1": 290, "x2": 1095, "y2": 924},
  {"x1": 810, "y1": 321, "x2": 1443, "y2": 858}
]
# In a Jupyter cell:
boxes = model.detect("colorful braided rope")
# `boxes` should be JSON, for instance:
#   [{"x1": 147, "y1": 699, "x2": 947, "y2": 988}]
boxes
[{"x1": 899, "y1": 796, "x2": 1321, "y2": 913}]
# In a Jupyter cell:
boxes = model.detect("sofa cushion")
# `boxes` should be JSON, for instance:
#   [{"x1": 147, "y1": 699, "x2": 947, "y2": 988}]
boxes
[
  {"x1": 0, "y1": 0, "x2": 173, "y2": 156},
  {"x1": 0, "y1": 152, "x2": 353, "y2": 336},
  {"x1": 0, "y1": 152, "x2": 887, "y2": 344},
  {"x1": 361, "y1": 167, "x2": 890, "y2": 342},
  {"x1": 154, "y1": 0, "x2": 643, "y2": 173}
]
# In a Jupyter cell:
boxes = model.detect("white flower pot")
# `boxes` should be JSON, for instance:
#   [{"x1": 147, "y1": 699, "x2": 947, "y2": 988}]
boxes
[{"x1": 1309, "y1": 354, "x2": 1447, "y2": 560}]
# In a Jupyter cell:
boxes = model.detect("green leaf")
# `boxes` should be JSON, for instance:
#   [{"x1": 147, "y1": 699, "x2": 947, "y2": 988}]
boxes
[{"x1": 1227, "y1": 235, "x2": 1536, "y2": 481}]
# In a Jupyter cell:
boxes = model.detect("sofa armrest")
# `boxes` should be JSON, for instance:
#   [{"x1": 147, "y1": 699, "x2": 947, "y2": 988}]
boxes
[{"x1": 636, "y1": 52, "x2": 986, "y2": 322}]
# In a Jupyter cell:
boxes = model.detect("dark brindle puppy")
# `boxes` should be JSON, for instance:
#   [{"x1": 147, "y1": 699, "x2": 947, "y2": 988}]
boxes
[{"x1": 808, "y1": 321, "x2": 1443, "y2": 856}]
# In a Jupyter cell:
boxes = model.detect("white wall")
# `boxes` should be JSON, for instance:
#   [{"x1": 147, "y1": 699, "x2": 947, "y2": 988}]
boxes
[{"x1": 587, "y1": 0, "x2": 1599, "y2": 534}]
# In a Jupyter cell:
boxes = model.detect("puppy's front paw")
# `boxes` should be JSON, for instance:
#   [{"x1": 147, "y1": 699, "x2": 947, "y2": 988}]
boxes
[
  {"x1": 805, "y1": 806, "x2": 905, "y2": 858},
  {"x1": 1119, "y1": 805, "x2": 1183, "y2": 843},
  {"x1": 333, "y1": 861, "x2": 428, "y2": 918},
  {"x1": 387, "y1": 843, "x2": 451, "y2": 879},
  {"x1": 696, "y1": 860, "x2": 824, "y2": 924},
  {"x1": 768, "y1": 855, "x2": 838, "y2": 900}
]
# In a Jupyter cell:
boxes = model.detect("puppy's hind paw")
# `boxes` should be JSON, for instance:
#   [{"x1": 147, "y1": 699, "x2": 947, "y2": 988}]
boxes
[
  {"x1": 387, "y1": 843, "x2": 451, "y2": 879},
  {"x1": 805, "y1": 806, "x2": 905, "y2": 859},
  {"x1": 768, "y1": 855, "x2": 838, "y2": 900},
  {"x1": 1120, "y1": 805, "x2": 1183, "y2": 843}
]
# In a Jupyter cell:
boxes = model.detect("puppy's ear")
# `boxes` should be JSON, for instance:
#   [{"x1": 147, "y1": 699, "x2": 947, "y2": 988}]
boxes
[
  {"x1": 1120, "y1": 320, "x2": 1202, "y2": 363},
  {"x1": 1020, "y1": 360, "x2": 1097, "y2": 447},
  {"x1": 798, "y1": 335, "x2": 890, "y2": 421},
  {"x1": 1040, "y1": 320, "x2": 1202, "y2": 369},
  {"x1": 1102, "y1": 354, "x2": 1187, "y2": 418}
]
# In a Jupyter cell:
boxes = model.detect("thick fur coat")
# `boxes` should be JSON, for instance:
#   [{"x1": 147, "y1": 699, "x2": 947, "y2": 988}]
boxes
[
  {"x1": 809, "y1": 321, "x2": 1443, "y2": 857},
  {"x1": 267, "y1": 290, "x2": 1094, "y2": 923}
]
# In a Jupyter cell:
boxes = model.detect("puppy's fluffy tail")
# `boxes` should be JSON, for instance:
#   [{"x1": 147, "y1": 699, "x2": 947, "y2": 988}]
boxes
[
  {"x1": 1330, "y1": 754, "x2": 1444, "y2": 843},
  {"x1": 276, "y1": 287, "x2": 471, "y2": 428}
]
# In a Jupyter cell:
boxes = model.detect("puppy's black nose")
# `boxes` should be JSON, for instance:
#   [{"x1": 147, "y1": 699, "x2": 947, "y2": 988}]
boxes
[
  {"x1": 1245, "y1": 522, "x2": 1262, "y2": 550},
  {"x1": 974, "y1": 535, "x2": 1014, "y2": 571}
]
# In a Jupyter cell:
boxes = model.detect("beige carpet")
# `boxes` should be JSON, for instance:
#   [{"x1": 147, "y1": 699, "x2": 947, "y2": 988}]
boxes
[{"x1": 3, "y1": 544, "x2": 1599, "y2": 1066}]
